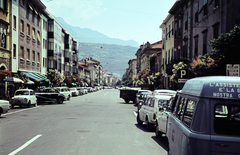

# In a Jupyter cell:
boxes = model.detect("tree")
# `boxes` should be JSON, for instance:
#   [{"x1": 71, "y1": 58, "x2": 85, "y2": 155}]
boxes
[
  {"x1": 208, "y1": 25, "x2": 240, "y2": 75},
  {"x1": 47, "y1": 69, "x2": 65, "y2": 87}
]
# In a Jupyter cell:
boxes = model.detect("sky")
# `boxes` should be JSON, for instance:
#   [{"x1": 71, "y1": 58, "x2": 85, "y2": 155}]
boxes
[{"x1": 41, "y1": 0, "x2": 177, "y2": 46}]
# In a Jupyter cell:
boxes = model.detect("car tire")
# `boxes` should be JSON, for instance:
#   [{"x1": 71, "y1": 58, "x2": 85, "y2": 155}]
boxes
[
  {"x1": 11, "y1": 104, "x2": 14, "y2": 109},
  {"x1": 28, "y1": 101, "x2": 31, "y2": 108},
  {"x1": 146, "y1": 117, "x2": 153, "y2": 130},
  {"x1": 155, "y1": 123, "x2": 162, "y2": 138},
  {"x1": 67, "y1": 95, "x2": 70, "y2": 101},
  {"x1": 0, "y1": 109, "x2": 2, "y2": 117},
  {"x1": 124, "y1": 99, "x2": 130, "y2": 103},
  {"x1": 137, "y1": 113, "x2": 143, "y2": 125},
  {"x1": 58, "y1": 98, "x2": 63, "y2": 104}
]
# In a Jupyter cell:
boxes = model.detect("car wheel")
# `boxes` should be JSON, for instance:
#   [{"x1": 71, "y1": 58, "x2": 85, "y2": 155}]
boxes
[
  {"x1": 58, "y1": 98, "x2": 63, "y2": 104},
  {"x1": 146, "y1": 118, "x2": 153, "y2": 130},
  {"x1": 137, "y1": 113, "x2": 143, "y2": 125},
  {"x1": 0, "y1": 109, "x2": 2, "y2": 117},
  {"x1": 155, "y1": 123, "x2": 162, "y2": 138},
  {"x1": 124, "y1": 99, "x2": 130, "y2": 103},
  {"x1": 11, "y1": 104, "x2": 14, "y2": 109},
  {"x1": 28, "y1": 101, "x2": 31, "y2": 108},
  {"x1": 67, "y1": 95, "x2": 70, "y2": 101}
]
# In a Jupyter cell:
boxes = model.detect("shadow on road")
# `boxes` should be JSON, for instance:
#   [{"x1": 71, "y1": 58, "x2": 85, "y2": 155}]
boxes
[
  {"x1": 134, "y1": 123, "x2": 155, "y2": 133},
  {"x1": 152, "y1": 136, "x2": 168, "y2": 151}
]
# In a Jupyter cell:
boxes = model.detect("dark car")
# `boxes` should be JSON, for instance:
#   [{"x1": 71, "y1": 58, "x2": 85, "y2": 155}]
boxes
[{"x1": 35, "y1": 87, "x2": 65, "y2": 104}]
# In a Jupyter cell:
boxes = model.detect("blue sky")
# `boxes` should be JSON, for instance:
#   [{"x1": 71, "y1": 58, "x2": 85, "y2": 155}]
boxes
[{"x1": 41, "y1": 0, "x2": 177, "y2": 46}]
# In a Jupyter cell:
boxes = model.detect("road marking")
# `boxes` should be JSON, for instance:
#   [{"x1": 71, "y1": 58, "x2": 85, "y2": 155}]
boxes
[
  {"x1": 104, "y1": 92, "x2": 109, "y2": 96},
  {"x1": 2, "y1": 106, "x2": 39, "y2": 116},
  {"x1": 133, "y1": 111, "x2": 137, "y2": 116},
  {"x1": 8, "y1": 134, "x2": 42, "y2": 155}
]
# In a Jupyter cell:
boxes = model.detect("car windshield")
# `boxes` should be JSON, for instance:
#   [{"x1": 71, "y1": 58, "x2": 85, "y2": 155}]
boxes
[
  {"x1": 15, "y1": 91, "x2": 29, "y2": 95},
  {"x1": 70, "y1": 88, "x2": 76, "y2": 91}
]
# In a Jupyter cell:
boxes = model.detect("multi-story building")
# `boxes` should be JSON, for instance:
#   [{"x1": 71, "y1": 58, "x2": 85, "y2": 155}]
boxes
[
  {"x1": 160, "y1": 14, "x2": 175, "y2": 89},
  {"x1": 18, "y1": 0, "x2": 46, "y2": 72},
  {"x1": 41, "y1": 12, "x2": 48, "y2": 75},
  {"x1": 135, "y1": 41, "x2": 162, "y2": 75},
  {"x1": 127, "y1": 57, "x2": 137, "y2": 80},
  {"x1": 102, "y1": 70, "x2": 113, "y2": 86},
  {"x1": 78, "y1": 58, "x2": 102, "y2": 85}
]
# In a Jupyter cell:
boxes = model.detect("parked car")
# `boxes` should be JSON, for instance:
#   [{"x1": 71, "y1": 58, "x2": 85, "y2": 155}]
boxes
[
  {"x1": 69, "y1": 88, "x2": 79, "y2": 96},
  {"x1": 155, "y1": 96, "x2": 176, "y2": 137},
  {"x1": 11, "y1": 89, "x2": 37, "y2": 108},
  {"x1": 166, "y1": 76, "x2": 240, "y2": 155},
  {"x1": 35, "y1": 87, "x2": 65, "y2": 104},
  {"x1": 136, "y1": 90, "x2": 152, "y2": 105},
  {"x1": 137, "y1": 94, "x2": 172, "y2": 129},
  {"x1": 137, "y1": 92, "x2": 153, "y2": 111},
  {"x1": 0, "y1": 100, "x2": 9, "y2": 116},
  {"x1": 83, "y1": 87, "x2": 88, "y2": 94},
  {"x1": 55, "y1": 87, "x2": 71, "y2": 100}
]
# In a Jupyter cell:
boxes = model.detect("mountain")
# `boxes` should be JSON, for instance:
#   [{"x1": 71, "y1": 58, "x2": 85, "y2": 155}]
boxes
[
  {"x1": 55, "y1": 17, "x2": 139, "y2": 47},
  {"x1": 55, "y1": 17, "x2": 139, "y2": 77}
]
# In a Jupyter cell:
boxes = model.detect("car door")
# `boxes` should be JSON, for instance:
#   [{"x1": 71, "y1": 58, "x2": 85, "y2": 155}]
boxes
[
  {"x1": 139, "y1": 98, "x2": 150, "y2": 121},
  {"x1": 158, "y1": 99, "x2": 169, "y2": 132}
]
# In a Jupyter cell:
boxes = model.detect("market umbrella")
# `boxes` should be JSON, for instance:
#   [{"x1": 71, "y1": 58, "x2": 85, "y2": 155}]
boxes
[{"x1": 4, "y1": 77, "x2": 24, "y2": 83}]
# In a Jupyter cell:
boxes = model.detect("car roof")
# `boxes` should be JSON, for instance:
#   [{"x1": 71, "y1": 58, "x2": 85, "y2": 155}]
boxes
[
  {"x1": 181, "y1": 76, "x2": 240, "y2": 100},
  {"x1": 16, "y1": 89, "x2": 33, "y2": 91},
  {"x1": 152, "y1": 94, "x2": 172, "y2": 100}
]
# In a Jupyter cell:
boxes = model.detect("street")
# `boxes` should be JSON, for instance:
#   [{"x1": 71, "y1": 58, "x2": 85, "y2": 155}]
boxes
[{"x1": 0, "y1": 89, "x2": 167, "y2": 155}]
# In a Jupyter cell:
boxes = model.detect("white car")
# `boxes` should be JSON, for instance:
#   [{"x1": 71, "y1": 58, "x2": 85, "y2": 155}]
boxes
[
  {"x1": 10, "y1": 89, "x2": 37, "y2": 108},
  {"x1": 137, "y1": 94, "x2": 172, "y2": 129},
  {"x1": 69, "y1": 88, "x2": 79, "y2": 96},
  {"x1": 0, "y1": 100, "x2": 9, "y2": 116},
  {"x1": 56, "y1": 87, "x2": 71, "y2": 100}
]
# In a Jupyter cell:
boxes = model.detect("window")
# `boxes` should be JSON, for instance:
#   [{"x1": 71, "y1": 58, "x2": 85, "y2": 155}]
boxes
[
  {"x1": 37, "y1": 31, "x2": 40, "y2": 42},
  {"x1": 27, "y1": 24, "x2": 30, "y2": 36},
  {"x1": 213, "y1": 23, "x2": 219, "y2": 39},
  {"x1": 182, "y1": 100, "x2": 196, "y2": 128},
  {"x1": 175, "y1": 23, "x2": 177, "y2": 38},
  {"x1": 176, "y1": 97, "x2": 187, "y2": 120},
  {"x1": 214, "y1": 104, "x2": 240, "y2": 136},
  {"x1": 37, "y1": 53, "x2": 40, "y2": 62},
  {"x1": 194, "y1": 36, "x2": 198, "y2": 56},
  {"x1": 169, "y1": 24, "x2": 171, "y2": 38},
  {"x1": 0, "y1": 0, "x2": 7, "y2": 10},
  {"x1": 32, "y1": 51, "x2": 35, "y2": 61},
  {"x1": 214, "y1": 0, "x2": 219, "y2": 8},
  {"x1": 172, "y1": 21, "x2": 174, "y2": 35},
  {"x1": 20, "y1": 0, "x2": 24, "y2": 6},
  {"x1": 27, "y1": 48, "x2": 30, "y2": 60},
  {"x1": 166, "y1": 28, "x2": 168, "y2": 40},
  {"x1": 20, "y1": 46, "x2": 24, "y2": 59},
  {"x1": 203, "y1": 30, "x2": 208, "y2": 55},
  {"x1": 13, "y1": 44, "x2": 16, "y2": 58},
  {"x1": 203, "y1": 0, "x2": 208, "y2": 16},
  {"x1": 168, "y1": 50, "x2": 170, "y2": 63},
  {"x1": 195, "y1": 2, "x2": 199, "y2": 23},
  {"x1": 13, "y1": 16, "x2": 16, "y2": 29},
  {"x1": 32, "y1": 27, "x2": 35, "y2": 39},
  {"x1": 178, "y1": 19, "x2": 181, "y2": 36},
  {"x1": 20, "y1": 20, "x2": 24, "y2": 32},
  {"x1": 185, "y1": 12, "x2": 188, "y2": 30}
]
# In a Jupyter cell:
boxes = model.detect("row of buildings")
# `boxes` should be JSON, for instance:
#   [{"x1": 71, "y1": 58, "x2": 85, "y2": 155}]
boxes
[
  {"x1": 126, "y1": 0, "x2": 240, "y2": 89},
  {"x1": 0, "y1": 0, "x2": 115, "y2": 98}
]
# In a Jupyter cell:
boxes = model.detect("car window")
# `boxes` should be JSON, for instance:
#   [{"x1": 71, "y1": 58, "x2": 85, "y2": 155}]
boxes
[
  {"x1": 182, "y1": 99, "x2": 196, "y2": 128},
  {"x1": 176, "y1": 97, "x2": 187, "y2": 120},
  {"x1": 30, "y1": 91, "x2": 34, "y2": 95},
  {"x1": 15, "y1": 91, "x2": 29, "y2": 95},
  {"x1": 158, "y1": 99, "x2": 169, "y2": 109},
  {"x1": 214, "y1": 104, "x2": 240, "y2": 136},
  {"x1": 149, "y1": 99, "x2": 154, "y2": 107}
]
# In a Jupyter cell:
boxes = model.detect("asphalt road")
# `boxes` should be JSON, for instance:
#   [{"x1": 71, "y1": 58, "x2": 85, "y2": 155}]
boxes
[{"x1": 0, "y1": 89, "x2": 167, "y2": 155}]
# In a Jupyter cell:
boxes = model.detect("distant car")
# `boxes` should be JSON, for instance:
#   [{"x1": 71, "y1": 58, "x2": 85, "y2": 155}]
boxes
[
  {"x1": 11, "y1": 89, "x2": 37, "y2": 108},
  {"x1": 35, "y1": 87, "x2": 65, "y2": 104},
  {"x1": 55, "y1": 87, "x2": 71, "y2": 100},
  {"x1": 137, "y1": 92, "x2": 153, "y2": 111},
  {"x1": 0, "y1": 100, "x2": 9, "y2": 116},
  {"x1": 137, "y1": 94, "x2": 172, "y2": 129},
  {"x1": 69, "y1": 88, "x2": 79, "y2": 96}
]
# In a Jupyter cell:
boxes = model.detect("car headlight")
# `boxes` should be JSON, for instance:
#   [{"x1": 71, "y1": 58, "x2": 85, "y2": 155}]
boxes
[{"x1": 139, "y1": 102, "x2": 143, "y2": 106}]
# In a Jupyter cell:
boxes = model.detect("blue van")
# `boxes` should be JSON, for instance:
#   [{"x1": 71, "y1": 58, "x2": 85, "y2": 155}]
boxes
[{"x1": 166, "y1": 76, "x2": 240, "y2": 155}]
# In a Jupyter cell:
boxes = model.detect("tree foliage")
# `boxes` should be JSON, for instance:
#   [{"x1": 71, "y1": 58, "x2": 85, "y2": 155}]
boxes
[{"x1": 47, "y1": 69, "x2": 65, "y2": 87}]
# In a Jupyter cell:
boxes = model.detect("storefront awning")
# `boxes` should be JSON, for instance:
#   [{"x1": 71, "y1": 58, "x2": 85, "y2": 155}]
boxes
[{"x1": 21, "y1": 72, "x2": 49, "y2": 83}]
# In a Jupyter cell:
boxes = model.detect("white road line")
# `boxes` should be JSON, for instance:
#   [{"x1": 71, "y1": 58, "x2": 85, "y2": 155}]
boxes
[
  {"x1": 3, "y1": 106, "x2": 39, "y2": 116},
  {"x1": 104, "y1": 92, "x2": 109, "y2": 96},
  {"x1": 8, "y1": 134, "x2": 42, "y2": 155}
]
